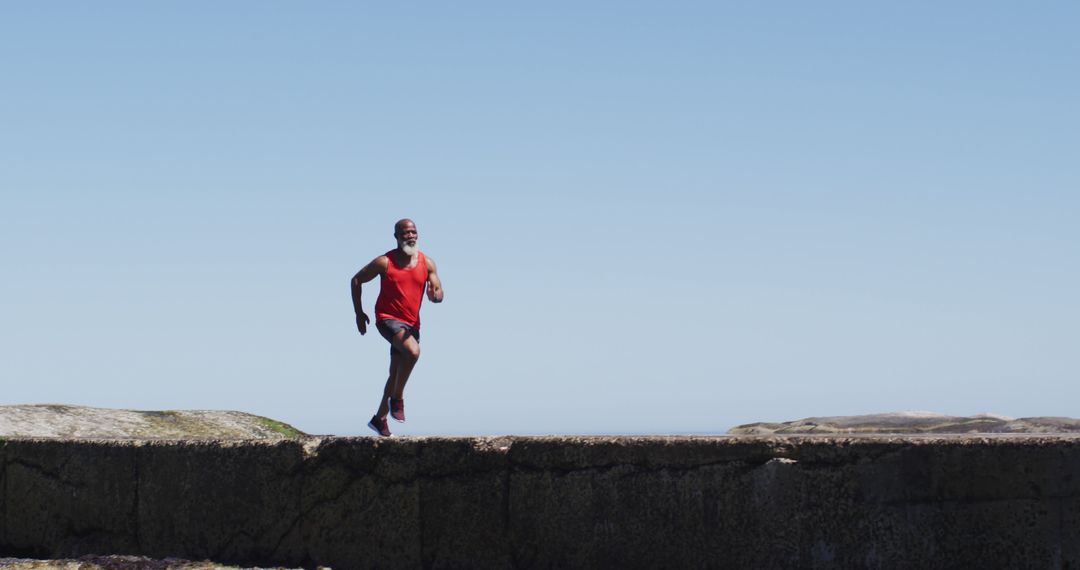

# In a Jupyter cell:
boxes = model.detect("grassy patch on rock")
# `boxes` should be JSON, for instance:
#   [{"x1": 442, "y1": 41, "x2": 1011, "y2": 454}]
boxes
[{"x1": 256, "y1": 417, "x2": 305, "y2": 439}]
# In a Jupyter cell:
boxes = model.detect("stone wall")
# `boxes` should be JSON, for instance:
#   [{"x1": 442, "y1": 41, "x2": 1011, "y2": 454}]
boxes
[{"x1": 2, "y1": 436, "x2": 1079, "y2": 569}]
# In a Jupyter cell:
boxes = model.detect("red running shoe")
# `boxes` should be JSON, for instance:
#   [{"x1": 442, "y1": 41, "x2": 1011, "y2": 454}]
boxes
[
  {"x1": 367, "y1": 415, "x2": 392, "y2": 437},
  {"x1": 389, "y1": 398, "x2": 406, "y2": 423}
]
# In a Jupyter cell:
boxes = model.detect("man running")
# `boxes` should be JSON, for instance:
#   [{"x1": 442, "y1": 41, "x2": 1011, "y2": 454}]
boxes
[{"x1": 351, "y1": 218, "x2": 444, "y2": 437}]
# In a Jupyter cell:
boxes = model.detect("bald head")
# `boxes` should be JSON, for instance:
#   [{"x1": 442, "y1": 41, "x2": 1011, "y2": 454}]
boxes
[{"x1": 394, "y1": 218, "x2": 415, "y2": 238}]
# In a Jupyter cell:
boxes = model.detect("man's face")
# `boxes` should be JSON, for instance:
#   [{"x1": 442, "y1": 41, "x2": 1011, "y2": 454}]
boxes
[{"x1": 397, "y1": 223, "x2": 418, "y2": 251}]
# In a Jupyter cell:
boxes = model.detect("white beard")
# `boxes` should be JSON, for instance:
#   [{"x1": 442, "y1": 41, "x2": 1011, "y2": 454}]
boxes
[{"x1": 400, "y1": 242, "x2": 418, "y2": 256}]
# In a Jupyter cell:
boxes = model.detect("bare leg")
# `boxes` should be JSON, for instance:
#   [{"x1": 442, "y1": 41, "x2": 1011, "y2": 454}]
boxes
[
  {"x1": 375, "y1": 353, "x2": 401, "y2": 419},
  {"x1": 389, "y1": 331, "x2": 420, "y2": 400}
]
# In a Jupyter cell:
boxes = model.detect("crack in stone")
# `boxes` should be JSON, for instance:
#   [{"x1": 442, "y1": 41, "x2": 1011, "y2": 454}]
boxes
[
  {"x1": 876, "y1": 494, "x2": 1079, "y2": 507},
  {"x1": 503, "y1": 470, "x2": 517, "y2": 570},
  {"x1": 216, "y1": 528, "x2": 257, "y2": 562},
  {"x1": 2, "y1": 439, "x2": 7, "y2": 548},
  {"x1": 417, "y1": 481, "x2": 426, "y2": 570},
  {"x1": 65, "y1": 524, "x2": 115, "y2": 541},
  {"x1": 309, "y1": 457, "x2": 506, "y2": 488},
  {"x1": 291, "y1": 453, "x2": 305, "y2": 567},
  {"x1": 133, "y1": 448, "x2": 140, "y2": 553},
  {"x1": 506, "y1": 456, "x2": 776, "y2": 478},
  {"x1": 299, "y1": 476, "x2": 384, "y2": 521},
  {"x1": 6, "y1": 458, "x2": 90, "y2": 491},
  {"x1": 269, "y1": 512, "x2": 302, "y2": 561}
]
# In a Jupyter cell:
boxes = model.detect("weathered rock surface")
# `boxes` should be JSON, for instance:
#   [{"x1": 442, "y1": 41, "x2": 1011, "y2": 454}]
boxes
[
  {"x1": 0, "y1": 555, "x2": 303, "y2": 569},
  {"x1": 728, "y1": 411, "x2": 1080, "y2": 435},
  {"x1": 5, "y1": 435, "x2": 1080, "y2": 569},
  {"x1": 0, "y1": 405, "x2": 305, "y2": 439}
]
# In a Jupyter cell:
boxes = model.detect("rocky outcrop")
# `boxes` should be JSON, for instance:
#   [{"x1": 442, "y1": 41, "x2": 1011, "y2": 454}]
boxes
[
  {"x1": 728, "y1": 411, "x2": 1080, "y2": 435},
  {"x1": 3, "y1": 435, "x2": 1080, "y2": 569},
  {"x1": 0, "y1": 405, "x2": 305, "y2": 439},
  {"x1": 0, "y1": 555, "x2": 294, "y2": 569}
]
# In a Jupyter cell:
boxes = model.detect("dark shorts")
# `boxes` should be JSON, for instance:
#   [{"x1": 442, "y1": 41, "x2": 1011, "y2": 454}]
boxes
[{"x1": 376, "y1": 319, "x2": 420, "y2": 356}]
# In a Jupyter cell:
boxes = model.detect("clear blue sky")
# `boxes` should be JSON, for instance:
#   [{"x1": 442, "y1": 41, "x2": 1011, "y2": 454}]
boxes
[{"x1": 2, "y1": 2, "x2": 1077, "y2": 436}]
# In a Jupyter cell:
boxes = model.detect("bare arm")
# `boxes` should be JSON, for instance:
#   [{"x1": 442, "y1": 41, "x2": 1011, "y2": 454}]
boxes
[
  {"x1": 425, "y1": 255, "x2": 444, "y2": 303},
  {"x1": 351, "y1": 256, "x2": 388, "y2": 334}
]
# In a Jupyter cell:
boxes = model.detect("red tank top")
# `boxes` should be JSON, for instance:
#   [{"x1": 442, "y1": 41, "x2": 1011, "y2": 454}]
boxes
[{"x1": 374, "y1": 250, "x2": 427, "y2": 329}]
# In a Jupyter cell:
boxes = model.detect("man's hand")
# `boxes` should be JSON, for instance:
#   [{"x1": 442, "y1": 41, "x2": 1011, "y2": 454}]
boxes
[
  {"x1": 351, "y1": 256, "x2": 388, "y2": 336},
  {"x1": 426, "y1": 284, "x2": 443, "y2": 303}
]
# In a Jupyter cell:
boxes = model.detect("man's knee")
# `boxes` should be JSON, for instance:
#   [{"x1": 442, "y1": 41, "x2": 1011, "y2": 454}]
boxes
[{"x1": 396, "y1": 338, "x2": 420, "y2": 362}]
